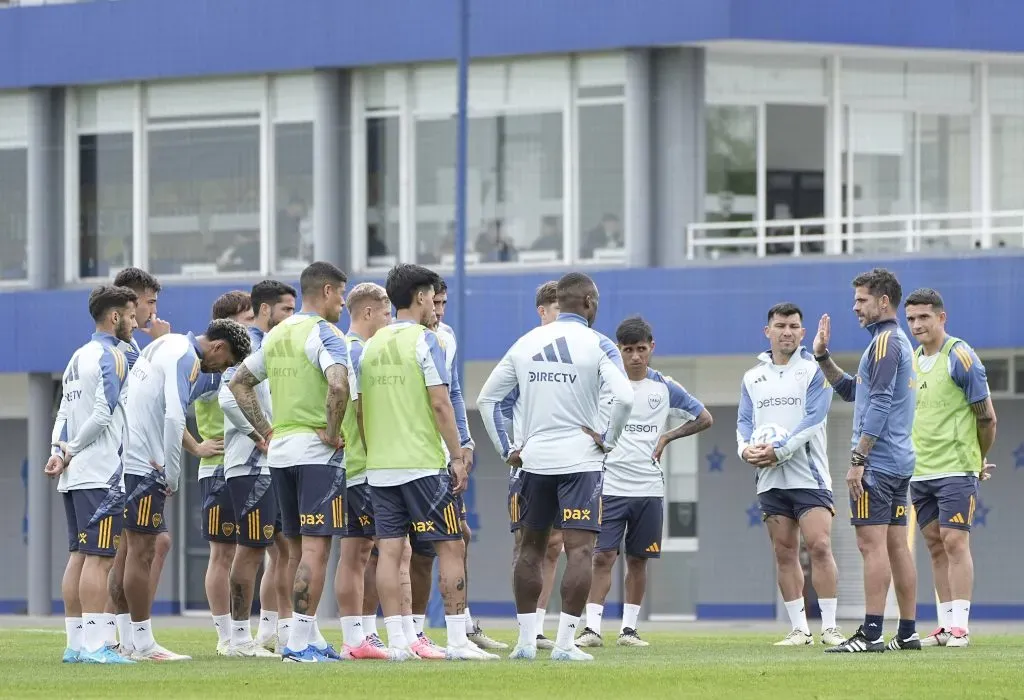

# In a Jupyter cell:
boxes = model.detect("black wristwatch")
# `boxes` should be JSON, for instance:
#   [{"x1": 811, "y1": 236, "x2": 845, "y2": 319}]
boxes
[{"x1": 814, "y1": 350, "x2": 830, "y2": 362}]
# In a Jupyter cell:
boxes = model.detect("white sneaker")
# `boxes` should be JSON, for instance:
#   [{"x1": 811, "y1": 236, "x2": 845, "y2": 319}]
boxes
[
  {"x1": 224, "y1": 640, "x2": 279, "y2": 658},
  {"x1": 467, "y1": 622, "x2": 509, "y2": 650},
  {"x1": 773, "y1": 629, "x2": 813, "y2": 646},
  {"x1": 131, "y1": 643, "x2": 192, "y2": 661},
  {"x1": 575, "y1": 627, "x2": 603, "y2": 647},
  {"x1": 509, "y1": 644, "x2": 537, "y2": 660},
  {"x1": 446, "y1": 643, "x2": 500, "y2": 660},
  {"x1": 535, "y1": 634, "x2": 555, "y2": 650},
  {"x1": 820, "y1": 627, "x2": 845, "y2": 646},
  {"x1": 946, "y1": 629, "x2": 970, "y2": 648},
  {"x1": 921, "y1": 627, "x2": 951, "y2": 647},
  {"x1": 216, "y1": 639, "x2": 231, "y2": 656},
  {"x1": 254, "y1": 632, "x2": 277, "y2": 653},
  {"x1": 551, "y1": 645, "x2": 594, "y2": 661},
  {"x1": 617, "y1": 628, "x2": 649, "y2": 647},
  {"x1": 387, "y1": 646, "x2": 415, "y2": 661},
  {"x1": 111, "y1": 642, "x2": 135, "y2": 659}
]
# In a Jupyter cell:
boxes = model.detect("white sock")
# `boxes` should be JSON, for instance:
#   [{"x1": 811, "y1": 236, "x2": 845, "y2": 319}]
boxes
[
  {"x1": 102, "y1": 613, "x2": 117, "y2": 647},
  {"x1": 621, "y1": 603, "x2": 641, "y2": 633},
  {"x1": 65, "y1": 616, "x2": 83, "y2": 652},
  {"x1": 340, "y1": 616, "x2": 364, "y2": 646},
  {"x1": 257, "y1": 609, "x2": 278, "y2": 639},
  {"x1": 384, "y1": 615, "x2": 408, "y2": 649},
  {"x1": 309, "y1": 617, "x2": 328, "y2": 650},
  {"x1": 362, "y1": 615, "x2": 379, "y2": 637},
  {"x1": 819, "y1": 598, "x2": 838, "y2": 631},
  {"x1": 784, "y1": 599, "x2": 810, "y2": 635},
  {"x1": 231, "y1": 618, "x2": 251, "y2": 646},
  {"x1": 937, "y1": 601, "x2": 953, "y2": 630},
  {"x1": 555, "y1": 612, "x2": 580, "y2": 650},
  {"x1": 952, "y1": 599, "x2": 971, "y2": 632},
  {"x1": 212, "y1": 613, "x2": 232, "y2": 644},
  {"x1": 516, "y1": 612, "x2": 536, "y2": 648},
  {"x1": 278, "y1": 617, "x2": 292, "y2": 642},
  {"x1": 446, "y1": 614, "x2": 468, "y2": 647},
  {"x1": 115, "y1": 614, "x2": 133, "y2": 650},
  {"x1": 131, "y1": 619, "x2": 156, "y2": 651},
  {"x1": 536, "y1": 607, "x2": 546, "y2": 637},
  {"x1": 463, "y1": 605, "x2": 475, "y2": 633},
  {"x1": 402, "y1": 615, "x2": 418, "y2": 642},
  {"x1": 288, "y1": 613, "x2": 314, "y2": 651},
  {"x1": 585, "y1": 603, "x2": 604, "y2": 635},
  {"x1": 83, "y1": 613, "x2": 107, "y2": 653},
  {"x1": 412, "y1": 614, "x2": 425, "y2": 635}
]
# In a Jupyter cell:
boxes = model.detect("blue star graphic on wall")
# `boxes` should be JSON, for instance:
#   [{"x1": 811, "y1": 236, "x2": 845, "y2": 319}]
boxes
[
  {"x1": 1014, "y1": 443, "x2": 1024, "y2": 470},
  {"x1": 746, "y1": 502, "x2": 763, "y2": 528},
  {"x1": 706, "y1": 446, "x2": 725, "y2": 472},
  {"x1": 973, "y1": 500, "x2": 990, "y2": 527}
]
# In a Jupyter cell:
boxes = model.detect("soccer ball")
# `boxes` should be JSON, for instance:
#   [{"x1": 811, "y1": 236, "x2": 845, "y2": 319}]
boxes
[{"x1": 750, "y1": 423, "x2": 790, "y2": 447}]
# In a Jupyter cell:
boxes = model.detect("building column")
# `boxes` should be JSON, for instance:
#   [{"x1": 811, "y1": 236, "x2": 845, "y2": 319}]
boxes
[
  {"x1": 625, "y1": 49, "x2": 652, "y2": 267},
  {"x1": 27, "y1": 374, "x2": 55, "y2": 616},
  {"x1": 312, "y1": 70, "x2": 352, "y2": 272}
]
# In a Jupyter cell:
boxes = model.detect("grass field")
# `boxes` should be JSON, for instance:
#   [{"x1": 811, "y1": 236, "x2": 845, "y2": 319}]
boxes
[{"x1": 1, "y1": 627, "x2": 1021, "y2": 699}]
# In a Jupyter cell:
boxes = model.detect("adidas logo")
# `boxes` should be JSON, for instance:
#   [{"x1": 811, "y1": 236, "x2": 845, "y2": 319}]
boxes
[
  {"x1": 754, "y1": 375, "x2": 767, "y2": 384},
  {"x1": 86, "y1": 620, "x2": 97, "y2": 625},
  {"x1": 262, "y1": 616, "x2": 270, "y2": 621},
  {"x1": 645, "y1": 542, "x2": 661, "y2": 553},
  {"x1": 531, "y1": 337, "x2": 573, "y2": 364},
  {"x1": 920, "y1": 381, "x2": 928, "y2": 390},
  {"x1": 949, "y1": 513, "x2": 966, "y2": 524}
]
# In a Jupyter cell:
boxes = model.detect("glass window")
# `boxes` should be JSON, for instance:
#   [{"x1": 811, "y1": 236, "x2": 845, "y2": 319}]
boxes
[
  {"x1": 0, "y1": 147, "x2": 27, "y2": 281},
  {"x1": 578, "y1": 104, "x2": 624, "y2": 261},
  {"x1": 274, "y1": 122, "x2": 314, "y2": 274},
  {"x1": 366, "y1": 116, "x2": 400, "y2": 266},
  {"x1": 699, "y1": 105, "x2": 757, "y2": 259},
  {"x1": 991, "y1": 116, "x2": 1024, "y2": 249},
  {"x1": 415, "y1": 113, "x2": 563, "y2": 266},
  {"x1": 147, "y1": 125, "x2": 260, "y2": 276},
  {"x1": 984, "y1": 357, "x2": 1008, "y2": 394},
  {"x1": 79, "y1": 134, "x2": 133, "y2": 279}
]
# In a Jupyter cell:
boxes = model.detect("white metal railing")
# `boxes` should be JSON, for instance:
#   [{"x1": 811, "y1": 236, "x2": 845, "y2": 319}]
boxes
[{"x1": 686, "y1": 210, "x2": 1024, "y2": 260}]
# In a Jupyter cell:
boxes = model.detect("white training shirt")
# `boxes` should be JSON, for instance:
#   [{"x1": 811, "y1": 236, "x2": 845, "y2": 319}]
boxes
[
  {"x1": 123, "y1": 333, "x2": 205, "y2": 493},
  {"x1": 736, "y1": 347, "x2": 833, "y2": 494},
  {"x1": 477, "y1": 313, "x2": 634, "y2": 475},
  {"x1": 52, "y1": 332, "x2": 132, "y2": 493},
  {"x1": 604, "y1": 369, "x2": 706, "y2": 498},
  {"x1": 220, "y1": 326, "x2": 271, "y2": 479},
  {"x1": 242, "y1": 313, "x2": 349, "y2": 469},
  {"x1": 190, "y1": 372, "x2": 224, "y2": 480}
]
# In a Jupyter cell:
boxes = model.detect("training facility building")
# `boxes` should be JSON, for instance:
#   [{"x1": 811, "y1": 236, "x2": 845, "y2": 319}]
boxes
[{"x1": 0, "y1": 0, "x2": 1023, "y2": 622}]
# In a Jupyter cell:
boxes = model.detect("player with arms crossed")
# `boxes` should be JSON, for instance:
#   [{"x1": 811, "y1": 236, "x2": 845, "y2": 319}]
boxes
[
  {"x1": 904, "y1": 288, "x2": 996, "y2": 648},
  {"x1": 737, "y1": 303, "x2": 844, "y2": 647},
  {"x1": 49, "y1": 286, "x2": 137, "y2": 664},
  {"x1": 575, "y1": 316, "x2": 712, "y2": 648},
  {"x1": 356, "y1": 264, "x2": 494, "y2": 660},
  {"x1": 121, "y1": 318, "x2": 251, "y2": 661},
  {"x1": 479, "y1": 272, "x2": 634, "y2": 661},
  {"x1": 816, "y1": 269, "x2": 919, "y2": 653},
  {"x1": 218, "y1": 280, "x2": 298, "y2": 657},
  {"x1": 229, "y1": 262, "x2": 350, "y2": 663}
]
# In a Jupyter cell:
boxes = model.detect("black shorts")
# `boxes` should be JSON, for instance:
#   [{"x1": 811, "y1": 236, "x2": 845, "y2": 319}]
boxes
[
  {"x1": 759, "y1": 488, "x2": 835, "y2": 522},
  {"x1": 850, "y1": 470, "x2": 911, "y2": 526},
  {"x1": 595, "y1": 496, "x2": 664, "y2": 559},
  {"x1": 508, "y1": 470, "x2": 523, "y2": 533},
  {"x1": 227, "y1": 473, "x2": 279, "y2": 548},
  {"x1": 63, "y1": 488, "x2": 124, "y2": 557},
  {"x1": 124, "y1": 473, "x2": 168, "y2": 534},
  {"x1": 272, "y1": 465, "x2": 347, "y2": 538},
  {"x1": 911, "y1": 476, "x2": 980, "y2": 532},
  {"x1": 515, "y1": 470, "x2": 604, "y2": 533},
  {"x1": 200, "y1": 469, "x2": 237, "y2": 544},
  {"x1": 343, "y1": 482, "x2": 376, "y2": 539},
  {"x1": 370, "y1": 472, "x2": 462, "y2": 544}
]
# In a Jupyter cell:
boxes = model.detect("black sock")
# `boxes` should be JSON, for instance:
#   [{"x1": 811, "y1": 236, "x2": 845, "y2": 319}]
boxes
[
  {"x1": 863, "y1": 614, "x2": 884, "y2": 641},
  {"x1": 897, "y1": 618, "x2": 916, "y2": 640}
]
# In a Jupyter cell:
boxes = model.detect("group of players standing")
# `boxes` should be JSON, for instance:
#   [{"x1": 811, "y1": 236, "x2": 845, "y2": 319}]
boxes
[
  {"x1": 49, "y1": 262, "x2": 711, "y2": 664},
  {"x1": 741, "y1": 267, "x2": 995, "y2": 652}
]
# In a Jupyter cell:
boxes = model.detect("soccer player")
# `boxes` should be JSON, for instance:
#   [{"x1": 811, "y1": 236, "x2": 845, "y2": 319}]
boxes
[
  {"x1": 736, "y1": 303, "x2": 844, "y2": 647},
  {"x1": 193, "y1": 291, "x2": 256, "y2": 653},
  {"x1": 121, "y1": 319, "x2": 251, "y2": 661},
  {"x1": 218, "y1": 280, "x2": 298, "y2": 658},
  {"x1": 904, "y1": 289, "x2": 996, "y2": 648},
  {"x1": 815, "y1": 268, "x2": 919, "y2": 653},
  {"x1": 576, "y1": 316, "x2": 713, "y2": 648},
  {"x1": 49, "y1": 286, "x2": 137, "y2": 664},
  {"x1": 336, "y1": 282, "x2": 392, "y2": 659},
  {"x1": 356, "y1": 263, "x2": 494, "y2": 661},
  {"x1": 229, "y1": 261, "x2": 350, "y2": 663},
  {"x1": 478, "y1": 272, "x2": 634, "y2": 661},
  {"x1": 504, "y1": 280, "x2": 564, "y2": 648}
]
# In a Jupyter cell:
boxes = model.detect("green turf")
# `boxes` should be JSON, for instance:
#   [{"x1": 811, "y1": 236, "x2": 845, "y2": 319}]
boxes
[{"x1": 0, "y1": 628, "x2": 1020, "y2": 699}]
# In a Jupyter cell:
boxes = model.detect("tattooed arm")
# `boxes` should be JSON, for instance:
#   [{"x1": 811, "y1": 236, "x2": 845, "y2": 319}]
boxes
[
  {"x1": 972, "y1": 398, "x2": 997, "y2": 463},
  {"x1": 323, "y1": 364, "x2": 349, "y2": 443},
  {"x1": 228, "y1": 363, "x2": 272, "y2": 441}
]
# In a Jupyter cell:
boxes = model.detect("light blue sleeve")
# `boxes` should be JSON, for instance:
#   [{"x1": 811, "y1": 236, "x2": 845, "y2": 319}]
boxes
[
  {"x1": 736, "y1": 380, "x2": 754, "y2": 457},
  {"x1": 949, "y1": 342, "x2": 990, "y2": 405},
  {"x1": 597, "y1": 333, "x2": 626, "y2": 373},
  {"x1": 423, "y1": 330, "x2": 451, "y2": 386},
  {"x1": 663, "y1": 375, "x2": 705, "y2": 420},
  {"x1": 775, "y1": 366, "x2": 833, "y2": 461},
  {"x1": 449, "y1": 350, "x2": 472, "y2": 446}
]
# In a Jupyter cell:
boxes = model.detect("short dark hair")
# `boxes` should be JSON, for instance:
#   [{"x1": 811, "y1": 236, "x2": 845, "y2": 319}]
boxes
[
  {"x1": 385, "y1": 264, "x2": 441, "y2": 310},
  {"x1": 852, "y1": 267, "x2": 902, "y2": 307},
  {"x1": 299, "y1": 261, "x2": 348, "y2": 298},
  {"x1": 535, "y1": 281, "x2": 558, "y2": 308},
  {"x1": 205, "y1": 318, "x2": 252, "y2": 362},
  {"x1": 556, "y1": 272, "x2": 597, "y2": 307},
  {"x1": 766, "y1": 302, "x2": 803, "y2": 323},
  {"x1": 88, "y1": 285, "x2": 138, "y2": 322},
  {"x1": 616, "y1": 316, "x2": 653, "y2": 346},
  {"x1": 211, "y1": 291, "x2": 252, "y2": 320},
  {"x1": 904, "y1": 287, "x2": 944, "y2": 311},
  {"x1": 251, "y1": 279, "x2": 297, "y2": 315},
  {"x1": 434, "y1": 277, "x2": 448, "y2": 295},
  {"x1": 113, "y1": 267, "x2": 161, "y2": 294}
]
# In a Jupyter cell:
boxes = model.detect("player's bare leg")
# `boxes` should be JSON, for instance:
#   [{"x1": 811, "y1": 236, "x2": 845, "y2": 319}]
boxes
[
  {"x1": 511, "y1": 526, "x2": 549, "y2": 657},
  {"x1": 577, "y1": 549, "x2": 616, "y2": 646},
  {"x1": 253, "y1": 549, "x2": 279, "y2": 651},
  {"x1": 940, "y1": 527, "x2": 972, "y2": 646},
  {"x1": 61, "y1": 553, "x2": 85, "y2": 660},
  {"x1": 271, "y1": 535, "x2": 294, "y2": 648},
  {"x1": 921, "y1": 521, "x2": 952, "y2": 645},
  {"x1": 224, "y1": 543, "x2": 277, "y2": 657},
  {"x1": 858, "y1": 525, "x2": 891, "y2": 640},
  {"x1": 885, "y1": 524, "x2": 920, "y2": 649},
  {"x1": 206, "y1": 541, "x2": 235, "y2": 652},
  {"x1": 107, "y1": 539, "x2": 132, "y2": 655},
  {"x1": 287, "y1": 535, "x2": 332, "y2": 654},
  {"x1": 535, "y1": 529, "x2": 563, "y2": 648},
  {"x1": 799, "y1": 509, "x2": 842, "y2": 644},
  {"x1": 616, "y1": 555, "x2": 651, "y2": 646},
  {"x1": 434, "y1": 537, "x2": 495, "y2": 659},
  {"x1": 377, "y1": 537, "x2": 415, "y2": 658},
  {"x1": 766, "y1": 515, "x2": 812, "y2": 646},
  {"x1": 124, "y1": 529, "x2": 188, "y2": 660},
  {"x1": 408, "y1": 546, "x2": 444, "y2": 658},
  {"x1": 362, "y1": 549, "x2": 381, "y2": 642},
  {"x1": 148, "y1": 531, "x2": 171, "y2": 601},
  {"x1": 553, "y1": 528, "x2": 596, "y2": 659},
  {"x1": 463, "y1": 519, "x2": 507, "y2": 649},
  {"x1": 336, "y1": 536, "x2": 384, "y2": 657}
]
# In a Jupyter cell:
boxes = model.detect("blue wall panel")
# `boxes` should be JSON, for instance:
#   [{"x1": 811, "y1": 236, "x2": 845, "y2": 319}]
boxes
[{"x1": 1, "y1": 253, "x2": 1021, "y2": 373}]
